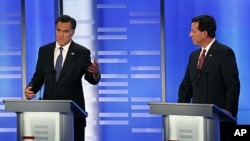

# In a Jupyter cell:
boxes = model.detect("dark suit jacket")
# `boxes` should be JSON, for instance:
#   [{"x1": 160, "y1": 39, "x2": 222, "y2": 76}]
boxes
[
  {"x1": 178, "y1": 40, "x2": 240, "y2": 117},
  {"x1": 28, "y1": 41, "x2": 100, "y2": 126}
]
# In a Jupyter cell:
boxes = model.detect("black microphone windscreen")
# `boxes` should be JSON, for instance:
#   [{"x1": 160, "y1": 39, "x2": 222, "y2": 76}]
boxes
[{"x1": 205, "y1": 72, "x2": 209, "y2": 77}]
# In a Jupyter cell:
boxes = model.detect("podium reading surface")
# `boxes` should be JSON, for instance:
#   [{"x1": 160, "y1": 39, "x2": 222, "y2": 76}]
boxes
[
  {"x1": 3, "y1": 100, "x2": 87, "y2": 141},
  {"x1": 148, "y1": 102, "x2": 236, "y2": 141}
]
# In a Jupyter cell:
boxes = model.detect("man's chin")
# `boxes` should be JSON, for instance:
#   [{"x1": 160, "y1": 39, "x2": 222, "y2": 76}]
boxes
[
  {"x1": 192, "y1": 42, "x2": 199, "y2": 46},
  {"x1": 57, "y1": 41, "x2": 68, "y2": 46}
]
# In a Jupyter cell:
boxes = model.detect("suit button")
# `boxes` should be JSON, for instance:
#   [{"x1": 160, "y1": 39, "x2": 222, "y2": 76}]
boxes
[{"x1": 197, "y1": 88, "x2": 199, "y2": 90}]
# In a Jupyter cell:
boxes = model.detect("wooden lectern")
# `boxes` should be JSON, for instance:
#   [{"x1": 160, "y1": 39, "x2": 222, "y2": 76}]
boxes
[
  {"x1": 148, "y1": 102, "x2": 236, "y2": 141},
  {"x1": 3, "y1": 100, "x2": 88, "y2": 141}
]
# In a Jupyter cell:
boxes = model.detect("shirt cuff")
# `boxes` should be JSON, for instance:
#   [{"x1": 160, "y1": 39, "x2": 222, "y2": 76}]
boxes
[{"x1": 93, "y1": 72, "x2": 100, "y2": 80}]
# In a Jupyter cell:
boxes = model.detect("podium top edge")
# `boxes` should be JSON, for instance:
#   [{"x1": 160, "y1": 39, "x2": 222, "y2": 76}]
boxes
[
  {"x1": 148, "y1": 102, "x2": 215, "y2": 107},
  {"x1": 148, "y1": 102, "x2": 236, "y2": 122},
  {"x1": 3, "y1": 99, "x2": 73, "y2": 103}
]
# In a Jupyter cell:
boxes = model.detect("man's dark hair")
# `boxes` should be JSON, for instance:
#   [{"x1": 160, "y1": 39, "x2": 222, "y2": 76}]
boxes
[
  {"x1": 192, "y1": 15, "x2": 216, "y2": 38},
  {"x1": 55, "y1": 15, "x2": 76, "y2": 30}
]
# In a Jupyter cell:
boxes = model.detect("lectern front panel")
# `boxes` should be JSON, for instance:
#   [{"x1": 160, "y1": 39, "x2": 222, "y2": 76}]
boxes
[
  {"x1": 167, "y1": 115, "x2": 205, "y2": 141},
  {"x1": 20, "y1": 112, "x2": 60, "y2": 140},
  {"x1": 18, "y1": 112, "x2": 73, "y2": 141}
]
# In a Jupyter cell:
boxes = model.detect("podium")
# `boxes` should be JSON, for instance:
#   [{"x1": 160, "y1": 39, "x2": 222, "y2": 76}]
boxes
[
  {"x1": 3, "y1": 99, "x2": 88, "y2": 141},
  {"x1": 148, "y1": 102, "x2": 236, "y2": 141}
]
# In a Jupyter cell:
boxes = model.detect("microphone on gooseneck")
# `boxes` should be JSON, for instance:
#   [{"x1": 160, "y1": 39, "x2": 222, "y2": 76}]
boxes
[
  {"x1": 205, "y1": 72, "x2": 209, "y2": 78},
  {"x1": 178, "y1": 73, "x2": 198, "y2": 103},
  {"x1": 186, "y1": 69, "x2": 200, "y2": 84},
  {"x1": 195, "y1": 69, "x2": 202, "y2": 87},
  {"x1": 38, "y1": 70, "x2": 55, "y2": 100},
  {"x1": 39, "y1": 90, "x2": 42, "y2": 100},
  {"x1": 196, "y1": 69, "x2": 202, "y2": 78},
  {"x1": 205, "y1": 72, "x2": 209, "y2": 103}
]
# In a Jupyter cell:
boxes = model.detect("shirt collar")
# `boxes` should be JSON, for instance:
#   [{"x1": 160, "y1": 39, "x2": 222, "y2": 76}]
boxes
[
  {"x1": 55, "y1": 40, "x2": 71, "y2": 50},
  {"x1": 202, "y1": 38, "x2": 215, "y2": 52}
]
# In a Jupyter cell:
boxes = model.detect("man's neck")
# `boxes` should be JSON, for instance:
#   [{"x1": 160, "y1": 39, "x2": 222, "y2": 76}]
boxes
[{"x1": 201, "y1": 38, "x2": 214, "y2": 48}]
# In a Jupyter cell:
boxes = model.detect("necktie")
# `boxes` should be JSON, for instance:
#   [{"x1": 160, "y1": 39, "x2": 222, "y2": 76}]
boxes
[
  {"x1": 55, "y1": 47, "x2": 63, "y2": 80},
  {"x1": 197, "y1": 49, "x2": 206, "y2": 78},
  {"x1": 197, "y1": 49, "x2": 206, "y2": 70}
]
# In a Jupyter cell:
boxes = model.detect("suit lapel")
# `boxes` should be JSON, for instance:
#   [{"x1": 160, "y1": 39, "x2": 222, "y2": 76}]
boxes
[
  {"x1": 48, "y1": 44, "x2": 56, "y2": 71},
  {"x1": 58, "y1": 42, "x2": 76, "y2": 79},
  {"x1": 193, "y1": 50, "x2": 200, "y2": 69},
  {"x1": 200, "y1": 41, "x2": 217, "y2": 76}
]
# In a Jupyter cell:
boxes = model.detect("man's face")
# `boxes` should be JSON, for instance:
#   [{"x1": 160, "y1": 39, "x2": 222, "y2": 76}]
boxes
[
  {"x1": 56, "y1": 21, "x2": 75, "y2": 46},
  {"x1": 189, "y1": 22, "x2": 206, "y2": 46}
]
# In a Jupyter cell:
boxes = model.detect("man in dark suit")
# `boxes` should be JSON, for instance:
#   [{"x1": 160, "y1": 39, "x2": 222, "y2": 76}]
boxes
[
  {"x1": 24, "y1": 15, "x2": 101, "y2": 141},
  {"x1": 178, "y1": 15, "x2": 240, "y2": 141}
]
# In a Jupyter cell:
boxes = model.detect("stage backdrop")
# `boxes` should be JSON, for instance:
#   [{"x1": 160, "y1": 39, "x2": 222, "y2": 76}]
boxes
[
  {"x1": 0, "y1": 0, "x2": 22, "y2": 140},
  {"x1": 62, "y1": 0, "x2": 162, "y2": 141},
  {"x1": 165, "y1": 0, "x2": 250, "y2": 124},
  {"x1": 0, "y1": 0, "x2": 57, "y2": 140},
  {"x1": 0, "y1": 0, "x2": 250, "y2": 141}
]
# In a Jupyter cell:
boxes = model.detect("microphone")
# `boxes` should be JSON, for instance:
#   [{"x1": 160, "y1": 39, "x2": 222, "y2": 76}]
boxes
[
  {"x1": 197, "y1": 69, "x2": 202, "y2": 79},
  {"x1": 185, "y1": 69, "x2": 200, "y2": 84},
  {"x1": 178, "y1": 72, "x2": 198, "y2": 103},
  {"x1": 205, "y1": 72, "x2": 209, "y2": 103},
  {"x1": 38, "y1": 90, "x2": 42, "y2": 100},
  {"x1": 195, "y1": 69, "x2": 202, "y2": 87},
  {"x1": 38, "y1": 70, "x2": 55, "y2": 100},
  {"x1": 196, "y1": 69, "x2": 201, "y2": 75},
  {"x1": 205, "y1": 72, "x2": 209, "y2": 78},
  {"x1": 178, "y1": 67, "x2": 206, "y2": 103}
]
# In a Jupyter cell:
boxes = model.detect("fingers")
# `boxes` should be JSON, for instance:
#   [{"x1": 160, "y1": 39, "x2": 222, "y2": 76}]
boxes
[
  {"x1": 87, "y1": 58, "x2": 99, "y2": 73},
  {"x1": 87, "y1": 64, "x2": 99, "y2": 73},
  {"x1": 24, "y1": 86, "x2": 35, "y2": 99},
  {"x1": 94, "y1": 58, "x2": 98, "y2": 66},
  {"x1": 25, "y1": 86, "x2": 33, "y2": 93}
]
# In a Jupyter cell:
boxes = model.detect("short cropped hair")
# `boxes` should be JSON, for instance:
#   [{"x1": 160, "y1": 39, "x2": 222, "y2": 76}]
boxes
[
  {"x1": 55, "y1": 15, "x2": 77, "y2": 30},
  {"x1": 192, "y1": 15, "x2": 216, "y2": 38}
]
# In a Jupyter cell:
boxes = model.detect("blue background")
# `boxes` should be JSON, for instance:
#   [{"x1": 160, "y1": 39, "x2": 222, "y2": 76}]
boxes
[
  {"x1": 0, "y1": 0, "x2": 249, "y2": 141},
  {"x1": 165, "y1": 0, "x2": 250, "y2": 125}
]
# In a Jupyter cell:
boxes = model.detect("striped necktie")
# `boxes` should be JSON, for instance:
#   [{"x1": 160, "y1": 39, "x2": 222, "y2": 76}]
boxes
[
  {"x1": 197, "y1": 49, "x2": 206, "y2": 78},
  {"x1": 197, "y1": 49, "x2": 206, "y2": 70},
  {"x1": 55, "y1": 47, "x2": 63, "y2": 80}
]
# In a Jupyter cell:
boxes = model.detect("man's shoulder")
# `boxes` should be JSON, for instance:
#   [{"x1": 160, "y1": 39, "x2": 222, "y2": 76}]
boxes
[
  {"x1": 71, "y1": 41, "x2": 90, "y2": 51},
  {"x1": 40, "y1": 42, "x2": 56, "y2": 48},
  {"x1": 38, "y1": 42, "x2": 55, "y2": 53},
  {"x1": 213, "y1": 40, "x2": 231, "y2": 49},
  {"x1": 212, "y1": 40, "x2": 235, "y2": 55}
]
